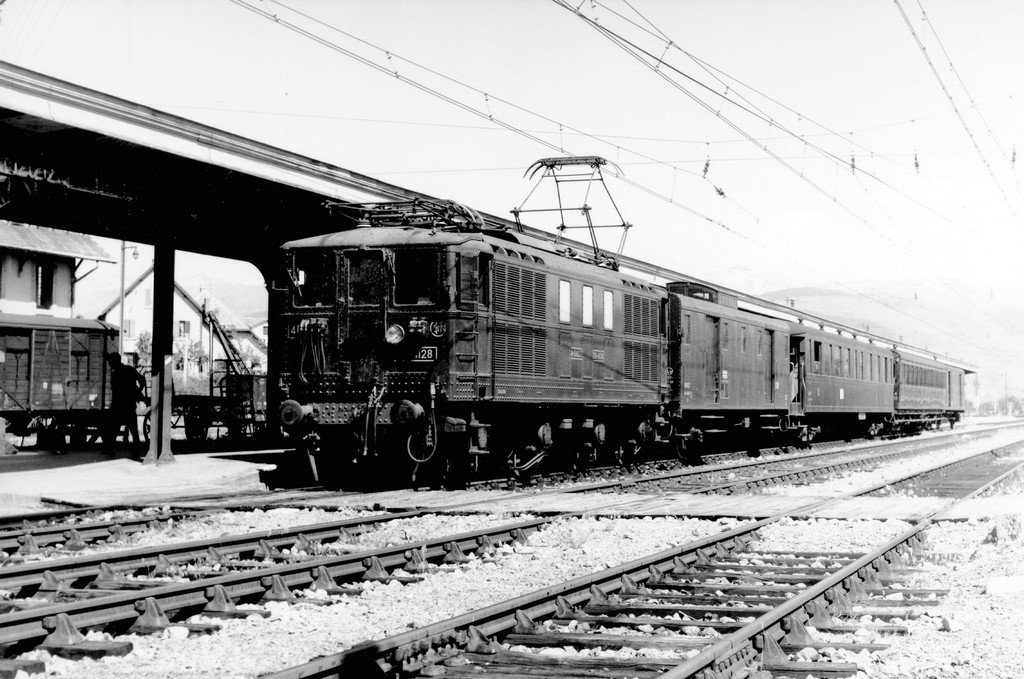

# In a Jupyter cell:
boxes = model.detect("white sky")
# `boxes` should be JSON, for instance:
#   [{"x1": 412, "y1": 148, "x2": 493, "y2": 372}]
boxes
[{"x1": 1, "y1": 0, "x2": 1022, "y2": 400}]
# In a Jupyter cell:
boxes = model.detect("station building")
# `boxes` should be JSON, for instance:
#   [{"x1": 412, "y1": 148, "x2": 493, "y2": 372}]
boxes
[
  {"x1": 97, "y1": 266, "x2": 267, "y2": 378},
  {"x1": 0, "y1": 221, "x2": 112, "y2": 318}
]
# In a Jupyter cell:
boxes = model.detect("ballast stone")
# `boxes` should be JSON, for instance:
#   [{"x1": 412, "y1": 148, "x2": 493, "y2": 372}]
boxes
[{"x1": 984, "y1": 575, "x2": 1024, "y2": 595}]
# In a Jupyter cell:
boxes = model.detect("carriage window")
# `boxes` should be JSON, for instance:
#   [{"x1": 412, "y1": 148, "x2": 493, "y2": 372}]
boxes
[
  {"x1": 559, "y1": 281, "x2": 571, "y2": 323},
  {"x1": 603, "y1": 290, "x2": 614, "y2": 330},
  {"x1": 347, "y1": 250, "x2": 385, "y2": 306},
  {"x1": 292, "y1": 250, "x2": 337, "y2": 307},
  {"x1": 582, "y1": 285, "x2": 594, "y2": 326},
  {"x1": 812, "y1": 341, "x2": 822, "y2": 373},
  {"x1": 394, "y1": 250, "x2": 440, "y2": 305}
]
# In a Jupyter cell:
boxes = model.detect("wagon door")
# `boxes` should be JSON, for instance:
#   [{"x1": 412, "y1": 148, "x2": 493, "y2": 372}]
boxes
[
  {"x1": 704, "y1": 316, "x2": 720, "y2": 405},
  {"x1": 31, "y1": 328, "x2": 71, "y2": 411}
]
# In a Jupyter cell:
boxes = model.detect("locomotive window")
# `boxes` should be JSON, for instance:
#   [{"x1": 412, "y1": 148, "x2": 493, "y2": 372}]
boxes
[
  {"x1": 682, "y1": 313, "x2": 691, "y2": 344},
  {"x1": 559, "y1": 281, "x2": 571, "y2": 323},
  {"x1": 394, "y1": 250, "x2": 440, "y2": 305},
  {"x1": 347, "y1": 250, "x2": 386, "y2": 305},
  {"x1": 582, "y1": 285, "x2": 594, "y2": 326},
  {"x1": 603, "y1": 290, "x2": 614, "y2": 330},
  {"x1": 292, "y1": 250, "x2": 337, "y2": 307}
]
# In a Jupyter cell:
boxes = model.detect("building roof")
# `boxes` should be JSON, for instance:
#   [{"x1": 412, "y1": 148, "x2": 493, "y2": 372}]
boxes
[
  {"x1": 97, "y1": 265, "x2": 252, "y2": 331},
  {"x1": 0, "y1": 311, "x2": 116, "y2": 332},
  {"x1": 0, "y1": 220, "x2": 113, "y2": 262}
]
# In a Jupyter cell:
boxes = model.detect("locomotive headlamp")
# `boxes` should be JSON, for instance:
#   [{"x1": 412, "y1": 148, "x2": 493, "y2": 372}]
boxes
[{"x1": 385, "y1": 324, "x2": 405, "y2": 344}]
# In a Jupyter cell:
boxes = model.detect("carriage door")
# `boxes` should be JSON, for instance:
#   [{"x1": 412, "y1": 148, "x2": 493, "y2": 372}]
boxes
[
  {"x1": 704, "y1": 316, "x2": 720, "y2": 404},
  {"x1": 789, "y1": 336, "x2": 805, "y2": 414},
  {"x1": 766, "y1": 329, "x2": 776, "y2": 403}
]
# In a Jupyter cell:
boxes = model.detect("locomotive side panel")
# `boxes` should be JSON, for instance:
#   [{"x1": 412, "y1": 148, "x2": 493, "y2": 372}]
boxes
[{"x1": 490, "y1": 248, "x2": 663, "y2": 405}]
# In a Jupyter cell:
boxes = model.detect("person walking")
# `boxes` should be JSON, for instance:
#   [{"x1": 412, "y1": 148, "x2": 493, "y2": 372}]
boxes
[{"x1": 105, "y1": 352, "x2": 147, "y2": 454}]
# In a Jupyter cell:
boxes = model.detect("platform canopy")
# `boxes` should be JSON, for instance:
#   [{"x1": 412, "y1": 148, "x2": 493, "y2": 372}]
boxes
[{"x1": 0, "y1": 60, "x2": 432, "y2": 273}]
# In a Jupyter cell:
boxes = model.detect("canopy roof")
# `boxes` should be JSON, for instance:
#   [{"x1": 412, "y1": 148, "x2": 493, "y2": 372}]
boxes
[{"x1": 0, "y1": 220, "x2": 113, "y2": 262}]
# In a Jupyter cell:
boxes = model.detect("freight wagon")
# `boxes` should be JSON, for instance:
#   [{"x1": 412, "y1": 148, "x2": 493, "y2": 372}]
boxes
[{"x1": 0, "y1": 313, "x2": 116, "y2": 445}]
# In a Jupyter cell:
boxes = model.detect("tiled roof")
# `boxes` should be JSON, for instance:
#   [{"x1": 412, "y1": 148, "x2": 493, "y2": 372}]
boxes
[{"x1": 0, "y1": 221, "x2": 113, "y2": 262}]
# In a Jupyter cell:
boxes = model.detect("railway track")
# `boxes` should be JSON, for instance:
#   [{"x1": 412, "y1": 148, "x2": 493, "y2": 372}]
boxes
[
  {"x1": 0, "y1": 436, "x2": 1015, "y2": 675},
  {"x1": 0, "y1": 427, "x2": 1009, "y2": 596},
  {"x1": 0, "y1": 430, "x2": 1019, "y2": 675},
  {"x1": 255, "y1": 440, "x2": 1024, "y2": 679}
]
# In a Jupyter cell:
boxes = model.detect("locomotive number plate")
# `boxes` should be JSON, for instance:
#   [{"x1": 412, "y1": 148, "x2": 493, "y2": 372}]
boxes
[{"x1": 412, "y1": 346, "x2": 438, "y2": 362}]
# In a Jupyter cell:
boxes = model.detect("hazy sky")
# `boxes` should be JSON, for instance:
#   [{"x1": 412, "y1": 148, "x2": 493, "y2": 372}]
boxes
[{"x1": 1, "y1": 0, "x2": 1022, "y2": 398}]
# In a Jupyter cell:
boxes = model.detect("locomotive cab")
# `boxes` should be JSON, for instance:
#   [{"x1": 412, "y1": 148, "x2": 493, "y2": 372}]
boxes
[{"x1": 270, "y1": 210, "x2": 495, "y2": 486}]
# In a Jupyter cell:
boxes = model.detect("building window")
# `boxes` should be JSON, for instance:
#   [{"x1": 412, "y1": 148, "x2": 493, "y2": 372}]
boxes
[
  {"x1": 559, "y1": 280, "x2": 571, "y2": 323},
  {"x1": 178, "y1": 320, "x2": 191, "y2": 337},
  {"x1": 144, "y1": 287, "x2": 153, "y2": 309},
  {"x1": 36, "y1": 260, "x2": 54, "y2": 309},
  {"x1": 260, "y1": 325, "x2": 268, "y2": 337},
  {"x1": 603, "y1": 291, "x2": 614, "y2": 330},
  {"x1": 123, "y1": 319, "x2": 136, "y2": 338},
  {"x1": 582, "y1": 285, "x2": 593, "y2": 327}
]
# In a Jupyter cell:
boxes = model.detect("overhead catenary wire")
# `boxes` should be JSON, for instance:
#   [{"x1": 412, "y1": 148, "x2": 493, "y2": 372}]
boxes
[
  {"x1": 571, "y1": 0, "x2": 984, "y2": 235},
  {"x1": 893, "y1": 0, "x2": 1019, "y2": 219},
  {"x1": 915, "y1": 0, "x2": 1007, "y2": 160},
  {"x1": 229, "y1": 0, "x2": 752, "y2": 242},
  {"x1": 557, "y1": 0, "x2": 1024, "y2": 342},
  {"x1": 230, "y1": 0, "x2": 1016, "y2": 361}
]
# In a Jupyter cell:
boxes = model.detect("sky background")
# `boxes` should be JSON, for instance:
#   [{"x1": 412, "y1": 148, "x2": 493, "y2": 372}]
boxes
[{"x1": 1, "y1": 0, "x2": 1022, "y2": 403}]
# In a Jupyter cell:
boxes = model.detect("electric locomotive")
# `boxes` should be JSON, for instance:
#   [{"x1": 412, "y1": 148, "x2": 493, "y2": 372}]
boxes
[
  {"x1": 270, "y1": 197, "x2": 967, "y2": 488},
  {"x1": 270, "y1": 199, "x2": 684, "y2": 486}
]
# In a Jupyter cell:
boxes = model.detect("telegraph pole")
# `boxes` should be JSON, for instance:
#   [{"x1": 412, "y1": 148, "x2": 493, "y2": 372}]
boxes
[{"x1": 118, "y1": 240, "x2": 126, "y2": 357}]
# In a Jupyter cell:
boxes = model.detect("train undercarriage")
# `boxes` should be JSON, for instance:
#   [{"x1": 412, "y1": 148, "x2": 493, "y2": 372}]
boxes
[{"x1": 284, "y1": 397, "x2": 958, "y2": 489}]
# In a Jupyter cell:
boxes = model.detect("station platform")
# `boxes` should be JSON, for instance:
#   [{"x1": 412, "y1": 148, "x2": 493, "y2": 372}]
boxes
[{"x1": 0, "y1": 456, "x2": 274, "y2": 514}]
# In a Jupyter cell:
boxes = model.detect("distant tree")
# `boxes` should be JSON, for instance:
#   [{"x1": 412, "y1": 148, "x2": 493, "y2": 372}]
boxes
[
  {"x1": 174, "y1": 340, "x2": 208, "y2": 371},
  {"x1": 136, "y1": 330, "x2": 153, "y2": 369},
  {"x1": 237, "y1": 344, "x2": 265, "y2": 373}
]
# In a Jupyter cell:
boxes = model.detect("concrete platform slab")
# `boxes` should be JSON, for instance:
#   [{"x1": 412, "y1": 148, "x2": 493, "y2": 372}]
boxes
[{"x1": 0, "y1": 457, "x2": 274, "y2": 512}]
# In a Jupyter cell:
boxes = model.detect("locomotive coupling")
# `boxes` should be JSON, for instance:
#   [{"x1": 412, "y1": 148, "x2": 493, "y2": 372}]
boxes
[{"x1": 280, "y1": 399, "x2": 319, "y2": 430}]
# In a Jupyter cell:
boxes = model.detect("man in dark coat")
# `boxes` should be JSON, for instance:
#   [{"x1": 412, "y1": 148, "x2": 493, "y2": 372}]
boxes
[{"x1": 105, "y1": 352, "x2": 147, "y2": 453}]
